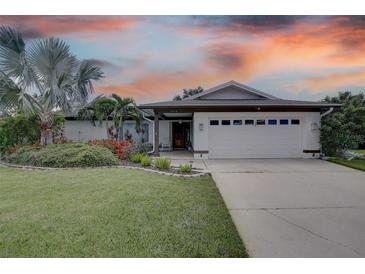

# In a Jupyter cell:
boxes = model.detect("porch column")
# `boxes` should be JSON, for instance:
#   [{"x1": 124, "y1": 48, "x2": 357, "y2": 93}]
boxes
[{"x1": 154, "y1": 112, "x2": 160, "y2": 156}]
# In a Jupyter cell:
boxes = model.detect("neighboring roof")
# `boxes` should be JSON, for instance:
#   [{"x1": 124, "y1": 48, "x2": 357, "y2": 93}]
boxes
[
  {"x1": 139, "y1": 99, "x2": 341, "y2": 109},
  {"x1": 186, "y1": 80, "x2": 278, "y2": 100}
]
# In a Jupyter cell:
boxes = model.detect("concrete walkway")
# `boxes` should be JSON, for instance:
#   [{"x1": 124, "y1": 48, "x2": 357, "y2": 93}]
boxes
[{"x1": 204, "y1": 159, "x2": 365, "y2": 257}]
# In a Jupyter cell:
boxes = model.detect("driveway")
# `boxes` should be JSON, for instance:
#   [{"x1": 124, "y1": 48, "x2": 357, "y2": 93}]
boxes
[{"x1": 204, "y1": 159, "x2": 365, "y2": 257}]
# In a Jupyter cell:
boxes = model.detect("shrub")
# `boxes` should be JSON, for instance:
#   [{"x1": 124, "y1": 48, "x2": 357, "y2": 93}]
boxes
[
  {"x1": 140, "y1": 156, "x2": 152, "y2": 167},
  {"x1": 0, "y1": 113, "x2": 40, "y2": 155},
  {"x1": 130, "y1": 152, "x2": 145, "y2": 163},
  {"x1": 7, "y1": 142, "x2": 120, "y2": 167},
  {"x1": 124, "y1": 142, "x2": 145, "y2": 158},
  {"x1": 154, "y1": 158, "x2": 171, "y2": 170},
  {"x1": 90, "y1": 140, "x2": 131, "y2": 159},
  {"x1": 179, "y1": 163, "x2": 192, "y2": 173},
  {"x1": 0, "y1": 112, "x2": 65, "y2": 155}
]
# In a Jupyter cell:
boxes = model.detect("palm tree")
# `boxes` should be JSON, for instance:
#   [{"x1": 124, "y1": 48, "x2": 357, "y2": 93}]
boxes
[
  {"x1": 0, "y1": 26, "x2": 103, "y2": 145},
  {"x1": 78, "y1": 94, "x2": 143, "y2": 141},
  {"x1": 78, "y1": 95, "x2": 117, "y2": 140},
  {"x1": 111, "y1": 94, "x2": 143, "y2": 141}
]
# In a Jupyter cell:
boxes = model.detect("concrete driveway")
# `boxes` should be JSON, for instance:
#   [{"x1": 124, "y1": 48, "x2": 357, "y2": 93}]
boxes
[{"x1": 204, "y1": 159, "x2": 365, "y2": 257}]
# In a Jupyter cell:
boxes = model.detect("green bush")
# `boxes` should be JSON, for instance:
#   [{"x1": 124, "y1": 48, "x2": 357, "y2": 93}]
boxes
[
  {"x1": 179, "y1": 163, "x2": 192, "y2": 173},
  {"x1": 7, "y1": 142, "x2": 120, "y2": 167},
  {"x1": 0, "y1": 113, "x2": 40, "y2": 155},
  {"x1": 140, "y1": 156, "x2": 152, "y2": 167},
  {"x1": 154, "y1": 158, "x2": 171, "y2": 170},
  {"x1": 0, "y1": 112, "x2": 65, "y2": 155},
  {"x1": 130, "y1": 152, "x2": 145, "y2": 163}
]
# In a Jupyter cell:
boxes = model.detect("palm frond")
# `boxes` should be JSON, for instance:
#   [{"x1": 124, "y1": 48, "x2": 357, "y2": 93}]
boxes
[
  {"x1": 0, "y1": 26, "x2": 36, "y2": 89},
  {"x1": 27, "y1": 37, "x2": 77, "y2": 90},
  {"x1": 74, "y1": 60, "x2": 104, "y2": 104}
]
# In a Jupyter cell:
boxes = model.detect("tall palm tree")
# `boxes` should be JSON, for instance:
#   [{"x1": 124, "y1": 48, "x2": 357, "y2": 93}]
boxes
[{"x1": 0, "y1": 26, "x2": 103, "y2": 145}]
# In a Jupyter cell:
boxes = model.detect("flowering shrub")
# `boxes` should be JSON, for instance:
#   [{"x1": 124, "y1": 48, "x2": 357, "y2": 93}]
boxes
[{"x1": 90, "y1": 140, "x2": 132, "y2": 159}]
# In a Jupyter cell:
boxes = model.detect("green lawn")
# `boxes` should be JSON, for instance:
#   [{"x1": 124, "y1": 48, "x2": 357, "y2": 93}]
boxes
[
  {"x1": 0, "y1": 167, "x2": 246, "y2": 258},
  {"x1": 328, "y1": 158, "x2": 365, "y2": 172},
  {"x1": 350, "y1": 149, "x2": 365, "y2": 154}
]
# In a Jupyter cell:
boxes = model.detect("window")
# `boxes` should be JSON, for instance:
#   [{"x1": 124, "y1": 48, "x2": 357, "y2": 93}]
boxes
[
  {"x1": 233, "y1": 120, "x2": 242, "y2": 125},
  {"x1": 291, "y1": 119, "x2": 300, "y2": 125},
  {"x1": 280, "y1": 119, "x2": 289, "y2": 125},
  {"x1": 210, "y1": 120, "x2": 219, "y2": 126},
  {"x1": 222, "y1": 120, "x2": 231, "y2": 125},
  {"x1": 256, "y1": 119, "x2": 266, "y2": 125},
  {"x1": 268, "y1": 119, "x2": 277, "y2": 125},
  {"x1": 142, "y1": 123, "x2": 149, "y2": 142},
  {"x1": 245, "y1": 119, "x2": 254, "y2": 125}
]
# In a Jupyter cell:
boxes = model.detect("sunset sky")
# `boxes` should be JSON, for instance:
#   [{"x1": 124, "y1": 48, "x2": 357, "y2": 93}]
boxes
[{"x1": 1, "y1": 15, "x2": 365, "y2": 103}]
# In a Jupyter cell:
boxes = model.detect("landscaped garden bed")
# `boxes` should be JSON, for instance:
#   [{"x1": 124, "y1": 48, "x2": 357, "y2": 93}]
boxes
[{"x1": 1, "y1": 140, "x2": 207, "y2": 177}]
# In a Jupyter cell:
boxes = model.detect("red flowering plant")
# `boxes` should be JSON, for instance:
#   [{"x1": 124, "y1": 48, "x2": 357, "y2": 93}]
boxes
[{"x1": 90, "y1": 140, "x2": 132, "y2": 159}]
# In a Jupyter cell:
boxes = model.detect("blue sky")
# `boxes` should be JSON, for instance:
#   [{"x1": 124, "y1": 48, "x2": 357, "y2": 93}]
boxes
[{"x1": 1, "y1": 15, "x2": 365, "y2": 103}]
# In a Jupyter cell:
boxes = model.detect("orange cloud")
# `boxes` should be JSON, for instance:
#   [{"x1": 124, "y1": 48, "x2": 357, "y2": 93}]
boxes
[
  {"x1": 292, "y1": 70, "x2": 365, "y2": 94},
  {"x1": 0, "y1": 16, "x2": 136, "y2": 38}
]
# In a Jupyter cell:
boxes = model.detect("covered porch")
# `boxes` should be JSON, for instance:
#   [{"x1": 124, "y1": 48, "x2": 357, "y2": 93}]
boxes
[{"x1": 150, "y1": 111, "x2": 194, "y2": 156}]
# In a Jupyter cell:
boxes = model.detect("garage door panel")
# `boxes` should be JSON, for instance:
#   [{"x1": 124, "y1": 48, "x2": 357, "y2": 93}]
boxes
[{"x1": 208, "y1": 120, "x2": 302, "y2": 158}]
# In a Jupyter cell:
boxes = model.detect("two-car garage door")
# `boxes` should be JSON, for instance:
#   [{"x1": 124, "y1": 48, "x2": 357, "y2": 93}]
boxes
[{"x1": 208, "y1": 117, "x2": 302, "y2": 158}]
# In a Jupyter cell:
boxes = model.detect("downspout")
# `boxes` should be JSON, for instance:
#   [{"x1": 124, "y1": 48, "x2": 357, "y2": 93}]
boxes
[
  {"x1": 142, "y1": 111, "x2": 155, "y2": 154},
  {"x1": 319, "y1": 107, "x2": 334, "y2": 157},
  {"x1": 320, "y1": 107, "x2": 334, "y2": 118}
]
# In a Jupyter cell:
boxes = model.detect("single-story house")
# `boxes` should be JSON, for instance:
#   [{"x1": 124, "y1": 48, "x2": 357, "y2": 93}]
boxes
[{"x1": 63, "y1": 80, "x2": 340, "y2": 159}]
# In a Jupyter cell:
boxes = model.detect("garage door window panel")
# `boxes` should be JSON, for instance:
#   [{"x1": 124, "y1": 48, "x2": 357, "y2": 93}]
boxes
[
  {"x1": 256, "y1": 119, "x2": 266, "y2": 125},
  {"x1": 280, "y1": 119, "x2": 289, "y2": 125},
  {"x1": 222, "y1": 120, "x2": 231, "y2": 125},
  {"x1": 210, "y1": 120, "x2": 219, "y2": 126},
  {"x1": 291, "y1": 119, "x2": 300, "y2": 125},
  {"x1": 233, "y1": 120, "x2": 242, "y2": 125},
  {"x1": 245, "y1": 120, "x2": 254, "y2": 125},
  {"x1": 268, "y1": 119, "x2": 277, "y2": 125}
]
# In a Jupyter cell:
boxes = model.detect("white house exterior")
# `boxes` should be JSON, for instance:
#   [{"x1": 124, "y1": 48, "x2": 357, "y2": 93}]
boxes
[
  {"x1": 63, "y1": 80, "x2": 340, "y2": 159},
  {"x1": 63, "y1": 120, "x2": 153, "y2": 143},
  {"x1": 139, "y1": 80, "x2": 340, "y2": 159}
]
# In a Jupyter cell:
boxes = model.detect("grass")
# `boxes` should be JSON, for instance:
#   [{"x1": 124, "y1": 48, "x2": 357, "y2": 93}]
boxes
[
  {"x1": 0, "y1": 167, "x2": 246, "y2": 258},
  {"x1": 328, "y1": 158, "x2": 365, "y2": 172},
  {"x1": 350, "y1": 149, "x2": 365, "y2": 154}
]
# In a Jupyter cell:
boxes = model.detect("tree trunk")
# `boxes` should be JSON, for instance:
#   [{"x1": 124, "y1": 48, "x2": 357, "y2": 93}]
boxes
[
  {"x1": 106, "y1": 121, "x2": 111, "y2": 140},
  {"x1": 118, "y1": 121, "x2": 124, "y2": 141},
  {"x1": 40, "y1": 129, "x2": 53, "y2": 146}
]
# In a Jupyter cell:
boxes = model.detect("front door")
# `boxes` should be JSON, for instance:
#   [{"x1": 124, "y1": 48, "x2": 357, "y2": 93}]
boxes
[{"x1": 172, "y1": 122, "x2": 190, "y2": 150}]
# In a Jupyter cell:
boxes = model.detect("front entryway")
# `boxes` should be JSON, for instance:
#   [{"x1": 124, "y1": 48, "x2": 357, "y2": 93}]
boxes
[{"x1": 172, "y1": 122, "x2": 191, "y2": 150}]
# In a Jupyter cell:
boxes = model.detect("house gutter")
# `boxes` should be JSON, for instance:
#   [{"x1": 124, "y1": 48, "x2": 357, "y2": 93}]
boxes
[
  {"x1": 141, "y1": 111, "x2": 155, "y2": 154},
  {"x1": 320, "y1": 107, "x2": 334, "y2": 118}
]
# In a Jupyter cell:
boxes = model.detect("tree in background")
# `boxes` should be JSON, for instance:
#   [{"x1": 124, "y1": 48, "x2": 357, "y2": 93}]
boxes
[
  {"x1": 173, "y1": 86, "x2": 204, "y2": 101},
  {"x1": 0, "y1": 26, "x2": 103, "y2": 145},
  {"x1": 321, "y1": 92, "x2": 365, "y2": 155}
]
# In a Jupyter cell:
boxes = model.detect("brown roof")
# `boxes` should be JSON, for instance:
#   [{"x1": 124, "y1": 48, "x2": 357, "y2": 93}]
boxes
[{"x1": 139, "y1": 99, "x2": 341, "y2": 109}]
